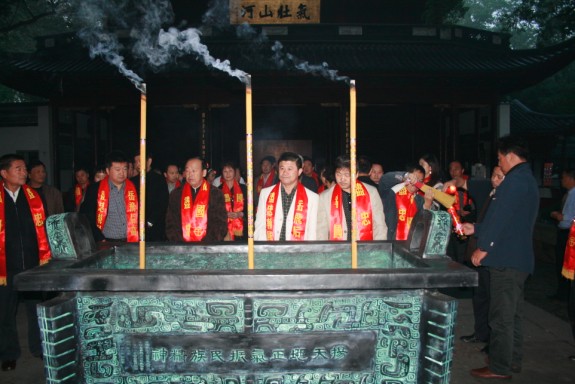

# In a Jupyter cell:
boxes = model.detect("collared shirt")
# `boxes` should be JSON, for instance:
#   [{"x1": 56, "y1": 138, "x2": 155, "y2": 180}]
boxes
[
  {"x1": 559, "y1": 187, "x2": 575, "y2": 229},
  {"x1": 279, "y1": 185, "x2": 297, "y2": 241},
  {"x1": 102, "y1": 180, "x2": 127, "y2": 240},
  {"x1": 4, "y1": 186, "x2": 20, "y2": 202}
]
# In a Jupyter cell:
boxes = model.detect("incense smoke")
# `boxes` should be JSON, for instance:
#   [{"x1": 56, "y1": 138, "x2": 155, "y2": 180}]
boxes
[
  {"x1": 271, "y1": 41, "x2": 349, "y2": 83},
  {"x1": 74, "y1": 0, "x2": 248, "y2": 87},
  {"x1": 202, "y1": 0, "x2": 348, "y2": 82},
  {"x1": 74, "y1": 0, "x2": 347, "y2": 88},
  {"x1": 76, "y1": 0, "x2": 145, "y2": 91},
  {"x1": 154, "y1": 27, "x2": 249, "y2": 83}
]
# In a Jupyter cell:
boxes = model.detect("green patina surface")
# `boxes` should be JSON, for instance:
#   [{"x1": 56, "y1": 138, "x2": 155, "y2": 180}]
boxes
[
  {"x1": 67, "y1": 292, "x2": 432, "y2": 383},
  {"x1": 77, "y1": 250, "x2": 419, "y2": 270}
]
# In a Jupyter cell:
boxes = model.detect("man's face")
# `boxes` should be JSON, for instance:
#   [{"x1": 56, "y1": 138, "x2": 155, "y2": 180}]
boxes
[
  {"x1": 560, "y1": 172, "x2": 575, "y2": 190},
  {"x1": 75, "y1": 170, "x2": 90, "y2": 185},
  {"x1": 28, "y1": 165, "x2": 46, "y2": 185},
  {"x1": 94, "y1": 171, "x2": 106, "y2": 182},
  {"x1": 449, "y1": 161, "x2": 464, "y2": 179},
  {"x1": 497, "y1": 151, "x2": 512, "y2": 174},
  {"x1": 0, "y1": 160, "x2": 27, "y2": 189},
  {"x1": 165, "y1": 165, "x2": 179, "y2": 183},
  {"x1": 335, "y1": 167, "x2": 352, "y2": 192},
  {"x1": 278, "y1": 160, "x2": 302, "y2": 188},
  {"x1": 106, "y1": 162, "x2": 128, "y2": 186},
  {"x1": 222, "y1": 166, "x2": 235, "y2": 182},
  {"x1": 184, "y1": 159, "x2": 206, "y2": 188},
  {"x1": 134, "y1": 156, "x2": 142, "y2": 173},
  {"x1": 369, "y1": 164, "x2": 383, "y2": 184},
  {"x1": 491, "y1": 166, "x2": 505, "y2": 188},
  {"x1": 406, "y1": 170, "x2": 424, "y2": 194},
  {"x1": 261, "y1": 160, "x2": 272, "y2": 175},
  {"x1": 128, "y1": 162, "x2": 136, "y2": 177},
  {"x1": 302, "y1": 160, "x2": 313, "y2": 176}
]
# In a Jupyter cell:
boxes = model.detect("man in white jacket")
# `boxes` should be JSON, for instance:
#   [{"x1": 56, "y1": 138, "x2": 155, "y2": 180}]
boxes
[
  {"x1": 317, "y1": 155, "x2": 386, "y2": 241},
  {"x1": 254, "y1": 152, "x2": 318, "y2": 241}
]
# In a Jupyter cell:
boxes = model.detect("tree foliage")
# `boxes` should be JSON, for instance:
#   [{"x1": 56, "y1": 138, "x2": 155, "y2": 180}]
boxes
[
  {"x1": 423, "y1": 0, "x2": 468, "y2": 25},
  {"x1": 500, "y1": 0, "x2": 575, "y2": 47},
  {"x1": 0, "y1": 0, "x2": 74, "y2": 52},
  {"x1": 459, "y1": 1, "x2": 575, "y2": 114}
]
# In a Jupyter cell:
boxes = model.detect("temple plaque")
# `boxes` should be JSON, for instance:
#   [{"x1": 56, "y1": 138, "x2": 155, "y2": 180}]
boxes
[{"x1": 230, "y1": 0, "x2": 320, "y2": 25}]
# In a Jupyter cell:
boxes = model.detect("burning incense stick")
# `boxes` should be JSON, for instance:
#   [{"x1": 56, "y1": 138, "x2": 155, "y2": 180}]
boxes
[
  {"x1": 246, "y1": 76, "x2": 255, "y2": 269},
  {"x1": 139, "y1": 83, "x2": 147, "y2": 270},
  {"x1": 350, "y1": 80, "x2": 358, "y2": 268}
]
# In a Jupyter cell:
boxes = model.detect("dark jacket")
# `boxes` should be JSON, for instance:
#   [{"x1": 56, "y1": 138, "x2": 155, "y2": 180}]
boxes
[
  {"x1": 165, "y1": 184, "x2": 228, "y2": 242},
  {"x1": 4, "y1": 190, "x2": 41, "y2": 274},
  {"x1": 130, "y1": 171, "x2": 169, "y2": 241},
  {"x1": 79, "y1": 180, "x2": 106, "y2": 241},
  {"x1": 475, "y1": 162, "x2": 538, "y2": 274}
]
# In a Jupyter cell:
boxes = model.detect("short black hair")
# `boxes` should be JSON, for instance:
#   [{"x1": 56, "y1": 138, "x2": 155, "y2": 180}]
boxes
[
  {"x1": 0, "y1": 154, "x2": 25, "y2": 172},
  {"x1": 105, "y1": 151, "x2": 129, "y2": 168},
  {"x1": 562, "y1": 169, "x2": 575, "y2": 180},
  {"x1": 357, "y1": 155, "x2": 371, "y2": 174},
  {"x1": 186, "y1": 157, "x2": 209, "y2": 170},
  {"x1": 221, "y1": 160, "x2": 236, "y2": 171},
  {"x1": 74, "y1": 165, "x2": 90, "y2": 174},
  {"x1": 406, "y1": 163, "x2": 425, "y2": 176},
  {"x1": 334, "y1": 155, "x2": 350, "y2": 170},
  {"x1": 278, "y1": 152, "x2": 303, "y2": 169},
  {"x1": 260, "y1": 155, "x2": 276, "y2": 165},
  {"x1": 302, "y1": 156, "x2": 314, "y2": 165},
  {"x1": 27, "y1": 159, "x2": 46, "y2": 172},
  {"x1": 498, "y1": 135, "x2": 530, "y2": 161}
]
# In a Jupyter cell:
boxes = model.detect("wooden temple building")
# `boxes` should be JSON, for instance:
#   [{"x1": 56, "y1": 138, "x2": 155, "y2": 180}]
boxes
[{"x1": 0, "y1": 0, "x2": 574, "y2": 190}]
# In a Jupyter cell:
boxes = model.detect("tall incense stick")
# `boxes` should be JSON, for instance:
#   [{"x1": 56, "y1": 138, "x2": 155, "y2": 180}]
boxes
[
  {"x1": 246, "y1": 76, "x2": 254, "y2": 269},
  {"x1": 139, "y1": 83, "x2": 147, "y2": 270},
  {"x1": 350, "y1": 80, "x2": 358, "y2": 268}
]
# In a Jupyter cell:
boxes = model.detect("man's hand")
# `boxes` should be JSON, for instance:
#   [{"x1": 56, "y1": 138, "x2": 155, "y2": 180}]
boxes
[
  {"x1": 462, "y1": 222, "x2": 475, "y2": 235},
  {"x1": 471, "y1": 249, "x2": 488, "y2": 267}
]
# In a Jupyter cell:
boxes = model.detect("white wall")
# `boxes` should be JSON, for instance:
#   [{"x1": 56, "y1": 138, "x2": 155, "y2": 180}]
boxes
[{"x1": 0, "y1": 105, "x2": 55, "y2": 184}]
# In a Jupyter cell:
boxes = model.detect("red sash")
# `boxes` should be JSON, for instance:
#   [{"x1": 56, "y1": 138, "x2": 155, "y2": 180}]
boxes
[
  {"x1": 265, "y1": 183, "x2": 308, "y2": 241},
  {"x1": 222, "y1": 181, "x2": 244, "y2": 239},
  {"x1": 453, "y1": 188, "x2": 471, "y2": 215},
  {"x1": 310, "y1": 171, "x2": 320, "y2": 188},
  {"x1": 0, "y1": 183, "x2": 51, "y2": 286},
  {"x1": 181, "y1": 180, "x2": 210, "y2": 242},
  {"x1": 167, "y1": 179, "x2": 181, "y2": 189},
  {"x1": 96, "y1": 177, "x2": 139, "y2": 242},
  {"x1": 74, "y1": 182, "x2": 88, "y2": 210},
  {"x1": 562, "y1": 219, "x2": 575, "y2": 281},
  {"x1": 257, "y1": 169, "x2": 276, "y2": 193},
  {"x1": 329, "y1": 182, "x2": 373, "y2": 240},
  {"x1": 395, "y1": 186, "x2": 418, "y2": 240}
]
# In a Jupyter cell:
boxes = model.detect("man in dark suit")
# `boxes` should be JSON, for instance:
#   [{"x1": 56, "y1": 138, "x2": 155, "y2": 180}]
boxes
[
  {"x1": 463, "y1": 136, "x2": 539, "y2": 380},
  {"x1": 0, "y1": 154, "x2": 51, "y2": 371},
  {"x1": 131, "y1": 154, "x2": 169, "y2": 241},
  {"x1": 165, "y1": 157, "x2": 228, "y2": 242}
]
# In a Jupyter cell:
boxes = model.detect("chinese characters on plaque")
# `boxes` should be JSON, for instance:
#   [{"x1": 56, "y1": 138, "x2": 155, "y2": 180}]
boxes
[{"x1": 230, "y1": 0, "x2": 320, "y2": 24}]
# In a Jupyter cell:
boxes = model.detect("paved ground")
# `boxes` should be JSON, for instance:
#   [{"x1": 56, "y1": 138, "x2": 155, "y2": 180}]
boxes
[{"x1": 2, "y1": 254, "x2": 574, "y2": 383}]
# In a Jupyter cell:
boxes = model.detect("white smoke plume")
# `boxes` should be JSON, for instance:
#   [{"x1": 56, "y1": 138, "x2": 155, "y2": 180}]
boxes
[
  {"x1": 271, "y1": 41, "x2": 349, "y2": 83},
  {"x1": 76, "y1": 0, "x2": 145, "y2": 91},
  {"x1": 74, "y1": 0, "x2": 248, "y2": 88},
  {"x1": 154, "y1": 27, "x2": 249, "y2": 83}
]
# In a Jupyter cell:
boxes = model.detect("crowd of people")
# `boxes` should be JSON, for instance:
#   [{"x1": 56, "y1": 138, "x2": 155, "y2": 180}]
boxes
[{"x1": 1, "y1": 134, "x2": 574, "y2": 379}]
